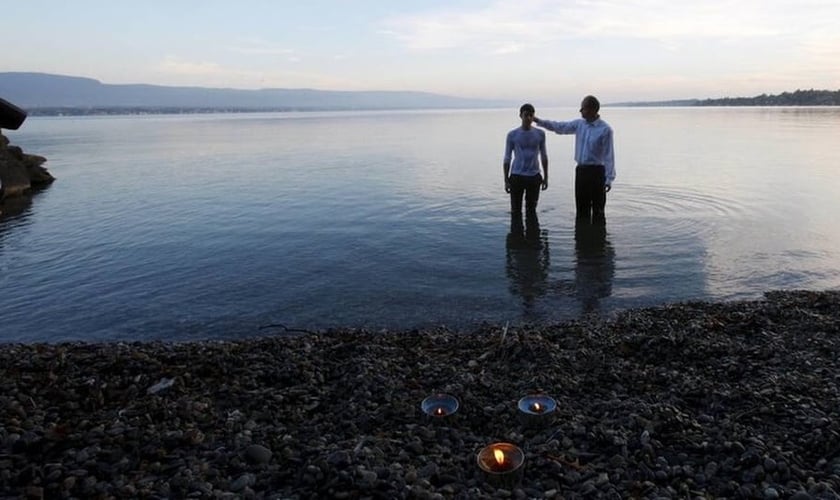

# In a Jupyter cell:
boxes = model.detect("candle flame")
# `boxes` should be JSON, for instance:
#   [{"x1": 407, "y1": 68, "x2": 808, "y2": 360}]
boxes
[
  {"x1": 533, "y1": 402, "x2": 542, "y2": 412},
  {"x1": 434, "y1": 407, "x2": 445, "y2": 416},
  {"x1": 494, "y1": 448, "x2": 506, "y2": 465}
]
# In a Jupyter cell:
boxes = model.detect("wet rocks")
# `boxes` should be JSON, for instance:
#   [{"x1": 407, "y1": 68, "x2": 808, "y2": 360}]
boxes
[
  {"x1": 0, "y1": 131, "x2": 53, "y2": 204},
  {"x1": 1, "y1": 290, "x2": 840, "y2": 497},
  {"x1": 245, "y1": 444, "x2": 272, "y2": 464}
]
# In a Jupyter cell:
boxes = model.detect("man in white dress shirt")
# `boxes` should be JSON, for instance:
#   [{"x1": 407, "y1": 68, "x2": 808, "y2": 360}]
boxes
[{"x1": 533, "y1": 95, "x2": 615, "y2": 224}]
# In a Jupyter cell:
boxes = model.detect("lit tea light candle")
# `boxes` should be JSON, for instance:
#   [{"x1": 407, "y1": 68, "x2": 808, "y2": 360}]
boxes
[
  {"x1": 421, "y1": 393, "x2": 459, "y2": 418},
  {"x1": 476, "y1": 442, "x2": 525, "y2": 487},
  {"x1": 518, "y1": 394, "x2": 557, "y2": 428}
]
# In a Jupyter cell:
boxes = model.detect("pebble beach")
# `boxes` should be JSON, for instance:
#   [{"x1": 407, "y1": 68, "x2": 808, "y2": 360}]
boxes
[{"x1": 2, "y1": 290, "x2": 840, "y2": 499}]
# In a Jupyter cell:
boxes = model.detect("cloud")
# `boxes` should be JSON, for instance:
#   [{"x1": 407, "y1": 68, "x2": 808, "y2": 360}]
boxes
[
  {"x1": 153, "y1": 56, "x2": 272, "y2": 87},
  {"x1": 780, "y1": 33, "x2": 840, "y2": 87},
  {"x1": 799, "y1": 33, "x2": 840, "y2": 66},
  {"x1": 492, "y1": 43, "x2": 524, "y2": 55},
  {"x1": 152, "y1": 55, "x2": 369, "y2": 90},
  {"x1": 371, "y1": 0, "x2": 840, "y2": 102},
  {"x1": 154, "y1": 50, "x2": 313, "y2": 86},
  {"x1": 227, "y1": 39, "x2": 298, "y2": 57},
  {"x1": 382, "y1": 3, "x2": 536, "y2": 53},
  {"x1": 158, "y1": 56, "x2": 229, "y2": 77},
  {"x1": 382, "y1": 0, "x2": 838, "y2": 54}
]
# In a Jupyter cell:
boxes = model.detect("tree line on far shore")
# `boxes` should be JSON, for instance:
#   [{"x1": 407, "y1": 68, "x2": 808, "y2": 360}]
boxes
[
  {"x1": 696, "y1": 89, "x2": 840, "y2": 106},
  {"x1": 617, "y1": 89, "x2": 840, "y2": 107}
]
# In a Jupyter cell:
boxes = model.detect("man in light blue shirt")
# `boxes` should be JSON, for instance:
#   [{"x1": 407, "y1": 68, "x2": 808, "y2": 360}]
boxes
[
  {"x1": 504, "y1": 103, "x2": 548, "y2": 218},
  {"x1": 533, "y1": 95, "x2": 615, "y2": 224}
]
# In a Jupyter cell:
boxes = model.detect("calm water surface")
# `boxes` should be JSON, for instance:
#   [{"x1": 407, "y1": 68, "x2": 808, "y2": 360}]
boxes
[{"x1": 2, "y1": 107, "x2": 839, "y2": 342}]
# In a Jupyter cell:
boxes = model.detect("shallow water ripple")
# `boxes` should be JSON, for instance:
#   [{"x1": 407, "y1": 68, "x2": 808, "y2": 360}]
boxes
[{"x1": 2, "y1": 107, "x2": 840, "y2": 341}]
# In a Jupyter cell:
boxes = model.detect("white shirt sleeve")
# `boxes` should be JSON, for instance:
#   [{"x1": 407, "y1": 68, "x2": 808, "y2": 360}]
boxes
[
  {"x1": 537, "y1": 119, "x2": 578, "y2": 134},
  {"x1": 603, "y1": 127, "x2": 616, "y2": 186}
]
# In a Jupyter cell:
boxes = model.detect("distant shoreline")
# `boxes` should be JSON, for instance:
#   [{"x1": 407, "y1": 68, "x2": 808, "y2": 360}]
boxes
[
  {"x1": 23, "y1": 105, "x2": 510, "y2": 117},
  {"x1": 22, "y1": 102, "x2": 840, "y2": 117},
  {"x1": 612, "y1": 88, "x2": 840, "y2": 107},
  {"x1": 4, "y1": 74, "x2": 838, "y2": 116}
]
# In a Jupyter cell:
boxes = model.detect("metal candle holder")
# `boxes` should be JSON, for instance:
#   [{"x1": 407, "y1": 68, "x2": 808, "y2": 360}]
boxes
[
  {"x1": 420, "y1": 393, "x2": 459, "y2": 418},
  {"x1": 517, "y1": 394, "x2": 557, "y2": 429},
  {"x1": 476, "y1": 442, "x2": 525, "y2": 488}
]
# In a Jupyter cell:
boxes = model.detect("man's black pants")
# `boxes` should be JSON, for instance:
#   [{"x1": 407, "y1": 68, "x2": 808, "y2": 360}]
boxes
[
  {"x1": 575, "y1": 165, "x2": 606, "y2": 223},
  {"x1": 509, "y1": 174, "x2": 542, "y2": 215}
]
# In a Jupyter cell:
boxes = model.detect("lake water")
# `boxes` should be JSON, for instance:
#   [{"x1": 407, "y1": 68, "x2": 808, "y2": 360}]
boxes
[{"x1": 2, "y1": 107, "x2": 840, "y2": 342}]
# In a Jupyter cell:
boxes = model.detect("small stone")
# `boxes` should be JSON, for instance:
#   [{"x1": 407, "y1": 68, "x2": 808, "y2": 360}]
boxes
[
  {"x1": 62, "y1": 476, "x2": 77, "y2": 490},
  {"x1": 564, "y1": 470, "x2": 581, "y2": 485},
  {"x1": 147, "y1": 377, "x2": 175, "y2": 395},
  {"x1": 374, "y1": 466, "x2": 390, "y2": 480},
  {"x1": 327, "y1": 450, "x2": 350, "y2": 466},
  {"x1": 418, "y1": 462, "x2": 438, "y2": 479},
  {"x1": 704, "y1": 462, "x2": 718, "y2": 478},
  {"x1": 25, "y1": 486, "x2": 44, "y2": 499},
  {"x1": 245, "y1": 444, "x2": 272, "y2": 464},
  {"x1": 359, "y1": 469, "x2": 377, "y2": 487},
  {"x1": 408, "y1": 442, "x2": 424, "y2": 454},
  {"x1": 82, "y1": 476, "x2": 97, "y2": 491},
  {"x1": 763, "y1": 487, "x2": 780, "y2": 500},
  {"x1": 409, "y1": 485, "x2": 433, "y2": 500},
  {"x1": 230, "y1": 473, "x2": 255, "y2": 492},
  {"x1": 580, "y1": 482, "x2": 597, "y2": 496}
]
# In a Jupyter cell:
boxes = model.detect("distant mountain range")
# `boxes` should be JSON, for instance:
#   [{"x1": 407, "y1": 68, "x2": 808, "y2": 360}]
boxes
[
  {"x1": 0, "y1": 72, "x2": 512, "y2": 115},
  {"x1": 3, "y1": 73, "x2": 838, "y2": 116}
]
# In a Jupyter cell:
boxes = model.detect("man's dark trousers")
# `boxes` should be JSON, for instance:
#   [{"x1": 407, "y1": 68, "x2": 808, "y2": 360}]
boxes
[
  {"x1": 509, "y1": 174, "x2": 542, "y2": 215},
  {"x1": 575, "y1": 165, "x2": 606, "y2": 223}
]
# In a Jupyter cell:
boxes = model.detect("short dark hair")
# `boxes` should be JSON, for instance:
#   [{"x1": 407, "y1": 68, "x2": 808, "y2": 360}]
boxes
[
  {"x1": 519, "y1": 103, "x2": 535, "y2": 115},
  {"x1": 582, "y1": 95, "x2": 600, "y2": 112}
]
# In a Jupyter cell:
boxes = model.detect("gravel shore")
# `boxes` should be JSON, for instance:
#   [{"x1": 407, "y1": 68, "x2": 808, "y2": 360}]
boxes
[{"x1": 2, "y1": 290, "x2": 840, "y2": 499}]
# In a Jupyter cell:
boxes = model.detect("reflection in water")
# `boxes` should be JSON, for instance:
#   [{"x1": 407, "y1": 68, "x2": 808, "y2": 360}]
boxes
[
  {"x1": 505, "y1": 213, "x2": 550, "y2": 317},
  {"x1": 0, "y1": 195, "x2": 33, "y2": 219},
  {"x1": 0, "y1": 194, "x2": 34, "y2": 246},
  {"x1": 0, "y1": 178, "x2": 50, "y2": 226},
  {"x1": 574, "y1": 220, "x2": 615, "y2": 313}
]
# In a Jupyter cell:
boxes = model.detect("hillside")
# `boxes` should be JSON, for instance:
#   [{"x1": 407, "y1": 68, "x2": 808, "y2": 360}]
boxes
[{"x1": 0, "y1": 72, "x2": 510, "y2": 114}]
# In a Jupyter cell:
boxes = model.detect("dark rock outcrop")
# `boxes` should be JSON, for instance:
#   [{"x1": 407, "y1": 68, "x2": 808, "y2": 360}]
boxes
[{"x1": 0, "y1": 131, "x2": 53, "y2": 210}]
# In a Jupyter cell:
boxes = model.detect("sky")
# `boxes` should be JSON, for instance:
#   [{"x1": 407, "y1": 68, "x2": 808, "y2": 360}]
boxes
[{"x1": 2, "y1": 0, "x2": 839, "y2": 104}]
